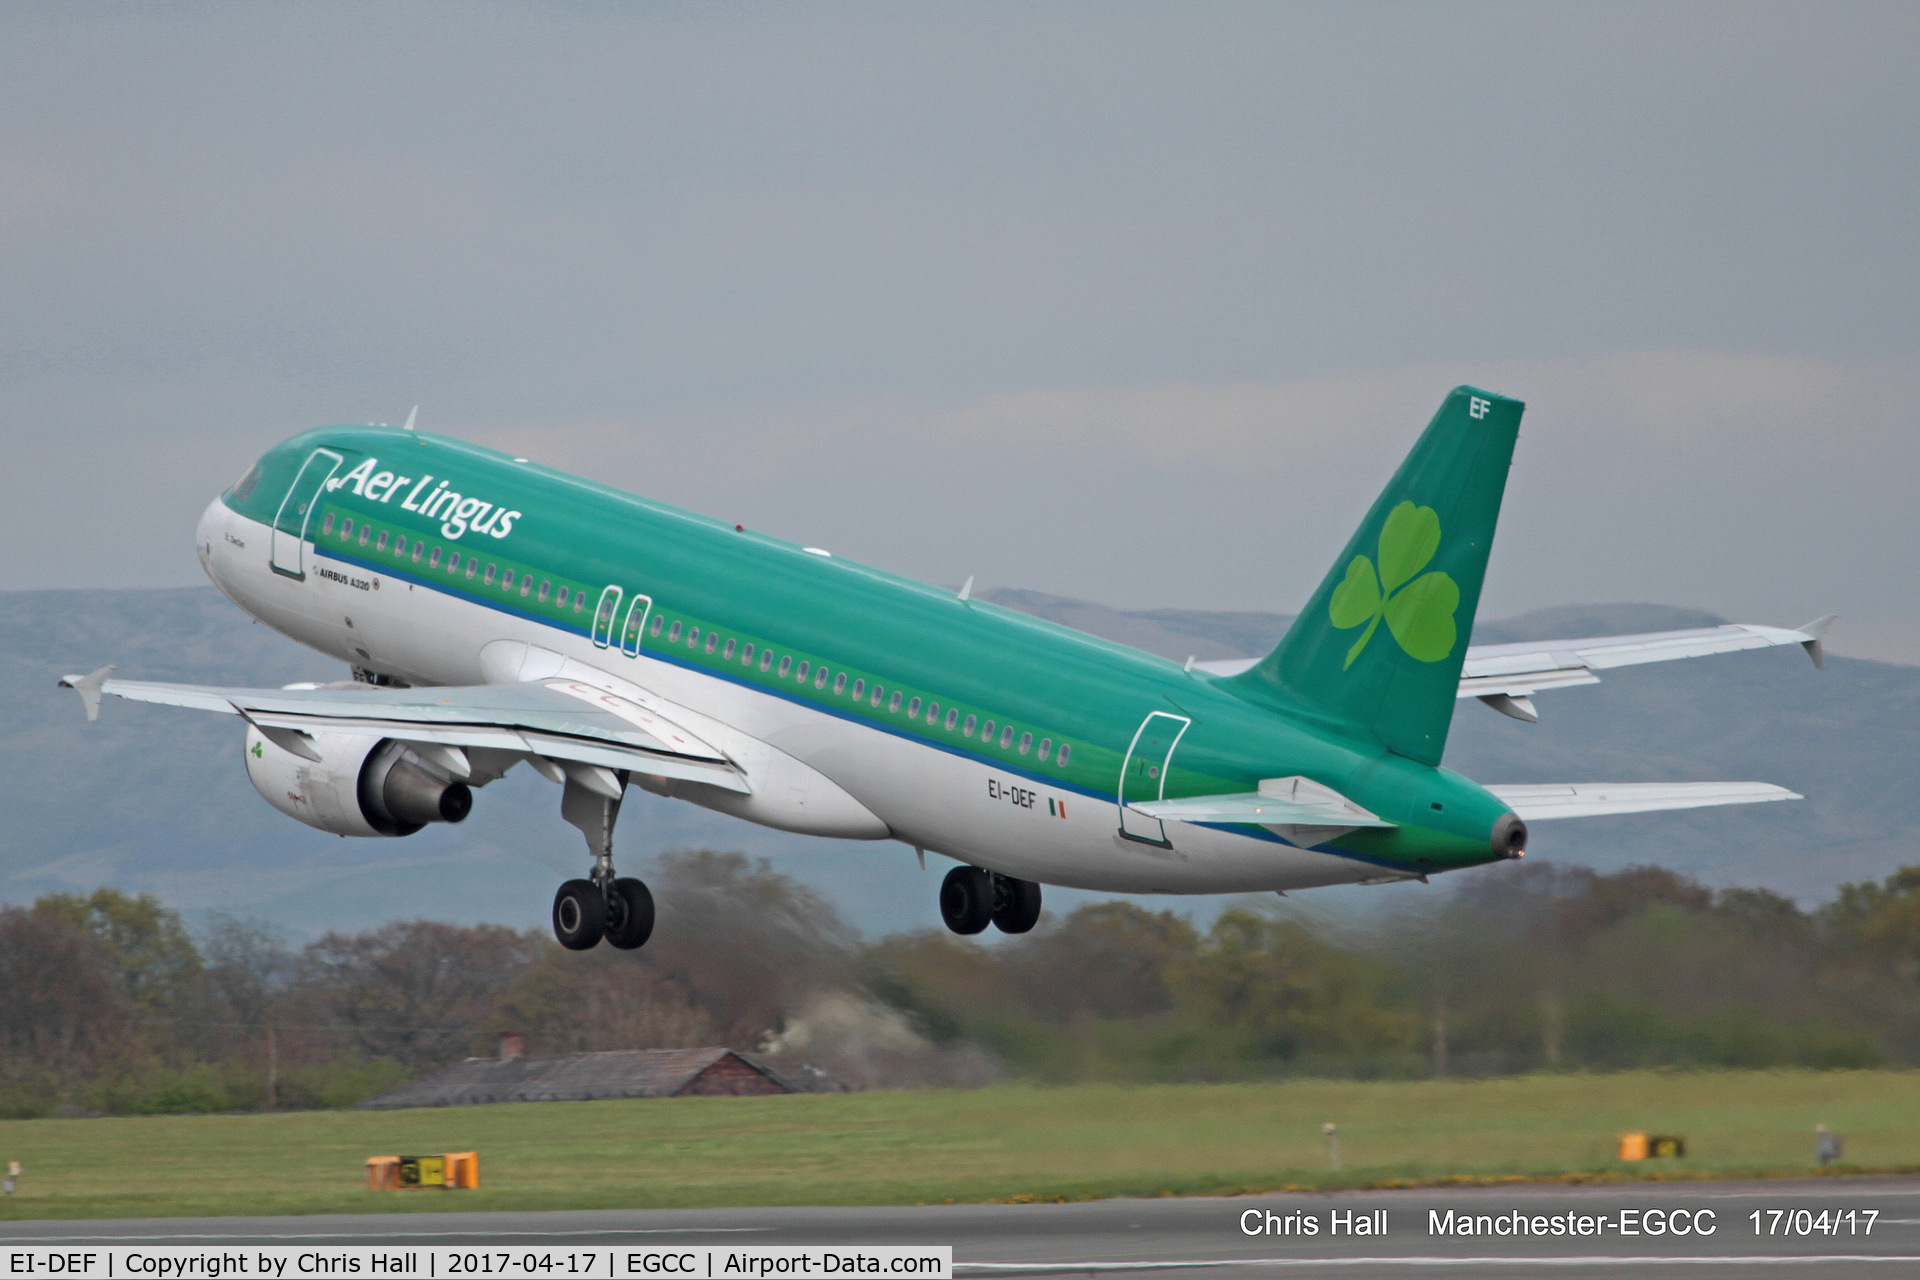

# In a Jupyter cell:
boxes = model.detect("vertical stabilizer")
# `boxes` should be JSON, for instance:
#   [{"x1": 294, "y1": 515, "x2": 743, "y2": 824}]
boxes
[{"x1": 1225, "y1": 386, "x2": 1524, "y2": 764}]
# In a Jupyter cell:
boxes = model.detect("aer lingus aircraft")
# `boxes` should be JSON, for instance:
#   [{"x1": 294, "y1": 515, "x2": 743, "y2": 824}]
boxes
[{"x1": 63, "y1": 388, "x2": 1829, "y2": 950}]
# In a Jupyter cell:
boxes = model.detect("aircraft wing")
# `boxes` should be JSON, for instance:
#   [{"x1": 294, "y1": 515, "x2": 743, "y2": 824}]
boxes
[
  {"x1": 1195, "y1": 615, "x2": 1834, "y2": 722},
  {"x1": 57, "y1": 668, "x2": 748, "y2": 794},
  {"x1": 1485, "y1": 781, "x2": 1800, "y2": 820}
]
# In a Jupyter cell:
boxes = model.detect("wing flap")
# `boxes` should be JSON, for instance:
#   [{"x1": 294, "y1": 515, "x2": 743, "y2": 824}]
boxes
[{"x1": 1487, "y1": 781, "x2": 1801, "y2": 820}]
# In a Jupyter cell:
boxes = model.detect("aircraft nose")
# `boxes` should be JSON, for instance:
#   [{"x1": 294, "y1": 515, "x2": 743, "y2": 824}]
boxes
[{"x1": 196, "y1": 494, "x2": 241, "y2": 587}]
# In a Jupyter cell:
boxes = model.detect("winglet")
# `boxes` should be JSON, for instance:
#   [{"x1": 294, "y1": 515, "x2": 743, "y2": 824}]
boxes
[
  {"x1": 1795, "y1": 614, "x2": 1838, "y2": 669},
  {"x1": 58, "y1": 666, "x2": 115, "y2": 722}
]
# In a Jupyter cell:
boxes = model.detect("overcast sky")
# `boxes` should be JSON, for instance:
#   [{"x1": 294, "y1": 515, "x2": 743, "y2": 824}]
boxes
[{"x1": 4, "y1": 3, "x2": 1916, "y2": 659}]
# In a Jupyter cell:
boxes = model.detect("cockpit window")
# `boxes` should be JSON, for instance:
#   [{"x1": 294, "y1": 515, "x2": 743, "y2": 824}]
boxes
[{"x1": 230, "y1": 465, "x2": 262, "y2": 502}]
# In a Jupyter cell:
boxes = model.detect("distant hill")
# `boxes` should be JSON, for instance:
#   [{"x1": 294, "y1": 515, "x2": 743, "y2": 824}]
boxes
[{"x1": 2, "y1": 587, "x2": 1911, "y2": 937}]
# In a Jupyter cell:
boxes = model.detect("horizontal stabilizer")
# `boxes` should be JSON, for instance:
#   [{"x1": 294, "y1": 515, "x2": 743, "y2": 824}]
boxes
[
  {"x1": 1130, "y1": 776, "x2": 1395, "y2": 847},
  {"x1": 1487, "y1": 781, "x2": 1801, "y2": 821}
]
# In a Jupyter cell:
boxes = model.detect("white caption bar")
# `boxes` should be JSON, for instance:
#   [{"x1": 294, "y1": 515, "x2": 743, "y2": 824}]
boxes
[{"x1": 0, "y1": 1247, "x2": 952, "y2": 1280}]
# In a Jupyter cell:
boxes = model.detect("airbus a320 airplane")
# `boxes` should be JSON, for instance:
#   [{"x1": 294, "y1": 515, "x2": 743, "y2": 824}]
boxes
[{"x1": 63, "y1": 389, "x2": 1829, "y2": 950}]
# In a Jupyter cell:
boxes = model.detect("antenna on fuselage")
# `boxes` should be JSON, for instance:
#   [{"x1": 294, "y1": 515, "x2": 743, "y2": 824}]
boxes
[
  {"x1": 401, "y1": 405, "x2": 418, "y2": 432},
  {"x1": 957, "y1": 576, "x2": 973, "y2": 602}
]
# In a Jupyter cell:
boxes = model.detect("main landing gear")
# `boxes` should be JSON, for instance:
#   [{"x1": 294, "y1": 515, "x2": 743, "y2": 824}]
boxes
[
  {"x1": 940, "y1": 865, "x2": 1042, "y2": 936},
  {"x1": 550, "y1": 768, "x2": 655, "y2": 951}
]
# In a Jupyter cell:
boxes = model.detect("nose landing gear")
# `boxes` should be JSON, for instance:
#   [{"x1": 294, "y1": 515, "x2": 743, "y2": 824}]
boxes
[
  {"x1": 939, "y1": 865, "x2": 1042, "y2": 936},
  {"x1": 550, "y1": 770, "x2": 655, "y2": 951}
]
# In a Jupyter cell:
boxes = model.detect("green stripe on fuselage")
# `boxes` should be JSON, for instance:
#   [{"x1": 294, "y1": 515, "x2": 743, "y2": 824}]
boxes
[{"x1": 225, "y1": 426, "x2": 1508, "y2": 874}]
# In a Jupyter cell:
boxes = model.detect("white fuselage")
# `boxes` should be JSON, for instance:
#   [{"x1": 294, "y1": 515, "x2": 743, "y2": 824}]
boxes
[{"x1": 197, "y1": 498, "x2": 1378, "y2": 896}]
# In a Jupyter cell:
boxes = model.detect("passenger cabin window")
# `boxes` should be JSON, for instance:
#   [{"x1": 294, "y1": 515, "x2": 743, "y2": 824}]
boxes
[
  {"x1": 321, "y1": 513, "x2": 335, "y2": 536},
  {"x1": 573, "y1": 593, "x2": 585, "y2": 612},
  {"x1": 484, "y1": 564, "x2": 496, "y2": 585},
  {"x1": 833, "y1": 673, "x2": 846, "y2": 694},
  {"x1": 555, "y1": 586, "x2": 567, "y2": 606},
  {"x1": 1038, "y1": 738, "x2": 1052, "y2": 762},
  {"x1": 413, "y1": 543, "x2": 425, "y2": 563},
  {"x1": 1057, "y1": 744, "x2": 1071, "y2": 766},
  {"x1": 759, "y1": 649, "x2": 774, "y2": 672},
  {"x1": 466, "y1": 559, "x2": 478, "y2": 579},
  {"x1": 814, "y1": 667, "x2": 828, "y2": 689},
  {"x1": 447, "y1": 552, "x2": 459, "y2": 573},
  {"x1": 796, "y1": 661, "x2": 810, "y2": 682},
  {"x1": 850, "y1": 679, "x2": 865, "y2": 700},
  {"x1": 429, "y1": 548, "x2": 441, "y2": 569},
  {"x1": 360, "y1": 526, "x2": 372, "y2": 547},
  {"x1": 376, "y1": 531, "x2": 389, "y2": 552},
  {"x1": 907, "y1": 697, "x2": 920, "y2": 718},
  {"x1": 981, "y1": 719, "x2": 994, "y2": 741},
  {"x1": 1018, "y1": 732, "x2": 1032, "y2": 755},
  {"x1": 538, "y1": 581, "x2": 550, "y2": 603},
  {"x1": 520, "y1": 576, "x2": 532, "y2": 597},
  {"x1": 889, "y1": 692, "x2": 902, "y2": 713},
  {"x1": 962, "y1": 714, "x2": 976, "y2": 736},
  {"x1": 925, "y1": 701, "x2": 938, "y2": 724},
  {"x1": 741, "y1": 643, "x2": 755, "y2": 665},
  {"x1": 870, "y1": 685, "x2": 884, "y2": 707},
  {"x1": 501, "y1": 569, "x2": 514, "y2": 589},
  {"x1": 945, "y1": 709, "x2": 958, "y2": 730},
  {"x1": 668, "y1": 621, "x2": 682, "y2": 643},
  {"x1": 394, "y1": 536, "x2": 406, "y2": 556},
  {"x1": 1000, "y1": 726, "x2": 1015, "y2": 749},
  {"x1": 724, "y1": 639, "x2": 737, "y2": 659},
  {"x1": 778, "y1": 656, "x2": 792, "y2": 678},
  {"x1": 341, "y1": 519, "x2": 353, "y2": 539},
  {"x1": 706, "y1": 633, "x2": 719, "y2": 655},
  {"x1": 650, "y1": 616, "x2": 663, "y2": 636}
]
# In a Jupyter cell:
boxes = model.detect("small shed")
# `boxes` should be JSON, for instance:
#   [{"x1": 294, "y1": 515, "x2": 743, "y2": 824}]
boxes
[{"x1": 359, "y1": 1047, "x2": 797, "y2": 1110}]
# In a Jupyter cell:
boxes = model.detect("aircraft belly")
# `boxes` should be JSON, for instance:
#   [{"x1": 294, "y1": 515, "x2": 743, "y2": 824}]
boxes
[{"x1": 746, "y1": 694, "x2": 1378, "y2": 895}]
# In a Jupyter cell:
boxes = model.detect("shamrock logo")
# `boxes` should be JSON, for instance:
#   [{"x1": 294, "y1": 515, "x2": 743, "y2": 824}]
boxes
[
  {"x1": 1327, "y1": 501, "x2": 1460, "y2": 669},
  {"x1": 250, "y1": 739, "x2": 264, "y2": 759}
]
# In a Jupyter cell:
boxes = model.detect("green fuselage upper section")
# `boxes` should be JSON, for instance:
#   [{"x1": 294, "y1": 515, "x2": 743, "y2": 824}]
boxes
[{"x1": 225, "y1": 426, "x2": 1512, "y2": 875}]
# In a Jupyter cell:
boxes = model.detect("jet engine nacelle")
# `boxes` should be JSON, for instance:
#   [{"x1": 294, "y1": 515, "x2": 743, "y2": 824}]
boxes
[{"x1": 243, "y1": 726, "x2": 473, "y2": 837}]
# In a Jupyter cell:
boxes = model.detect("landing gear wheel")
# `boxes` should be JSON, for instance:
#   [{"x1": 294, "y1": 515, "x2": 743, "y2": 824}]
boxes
[
  {"x1": 992, "y1": 874, "x2": 1042, "y2": 934},
  {"x1": 603, "y1": 877, "x2": 655, "y2": 951},
  {"x1": 939, "y1": 866, "x2": 994, "y2": 935},
  {"x1": 552, "y1": 878, "x2": 606, "y2": 950}
]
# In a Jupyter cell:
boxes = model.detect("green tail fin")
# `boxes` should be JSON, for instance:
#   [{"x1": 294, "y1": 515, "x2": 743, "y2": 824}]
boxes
[{"x1": 1225, "y1": 386, "x2": 1524, "y2": 764}]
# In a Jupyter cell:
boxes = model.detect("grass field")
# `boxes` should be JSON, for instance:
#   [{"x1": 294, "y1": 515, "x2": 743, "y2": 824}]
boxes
[{"x1": 1, "y1": 1071, "x2": 1916, "y2": 1220}]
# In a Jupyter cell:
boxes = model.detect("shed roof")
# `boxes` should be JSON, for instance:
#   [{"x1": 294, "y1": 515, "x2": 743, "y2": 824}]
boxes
[{"x1": 359, "y1": 1047, "x2": 795, "y2": 1110}]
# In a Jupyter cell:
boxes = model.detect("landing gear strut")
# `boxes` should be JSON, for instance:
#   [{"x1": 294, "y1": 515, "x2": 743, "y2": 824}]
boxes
[
  {"x1": 940, "y1": 865, "x2": 1042, "y2": 936},
  {"x1": 550, "y1": 770, "x2": 655, "y2": 951}
]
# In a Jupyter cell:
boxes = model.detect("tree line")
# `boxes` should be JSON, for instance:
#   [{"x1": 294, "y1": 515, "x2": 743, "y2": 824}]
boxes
[{"x1": 5, "y1": 850, "x2": 1920, "y2": 1116}]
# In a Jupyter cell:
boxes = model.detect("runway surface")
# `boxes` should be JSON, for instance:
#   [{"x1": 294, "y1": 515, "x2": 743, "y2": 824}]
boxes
[{"x1": 5, "y1": 1179, "x2": 1920, "y2": 1278}]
